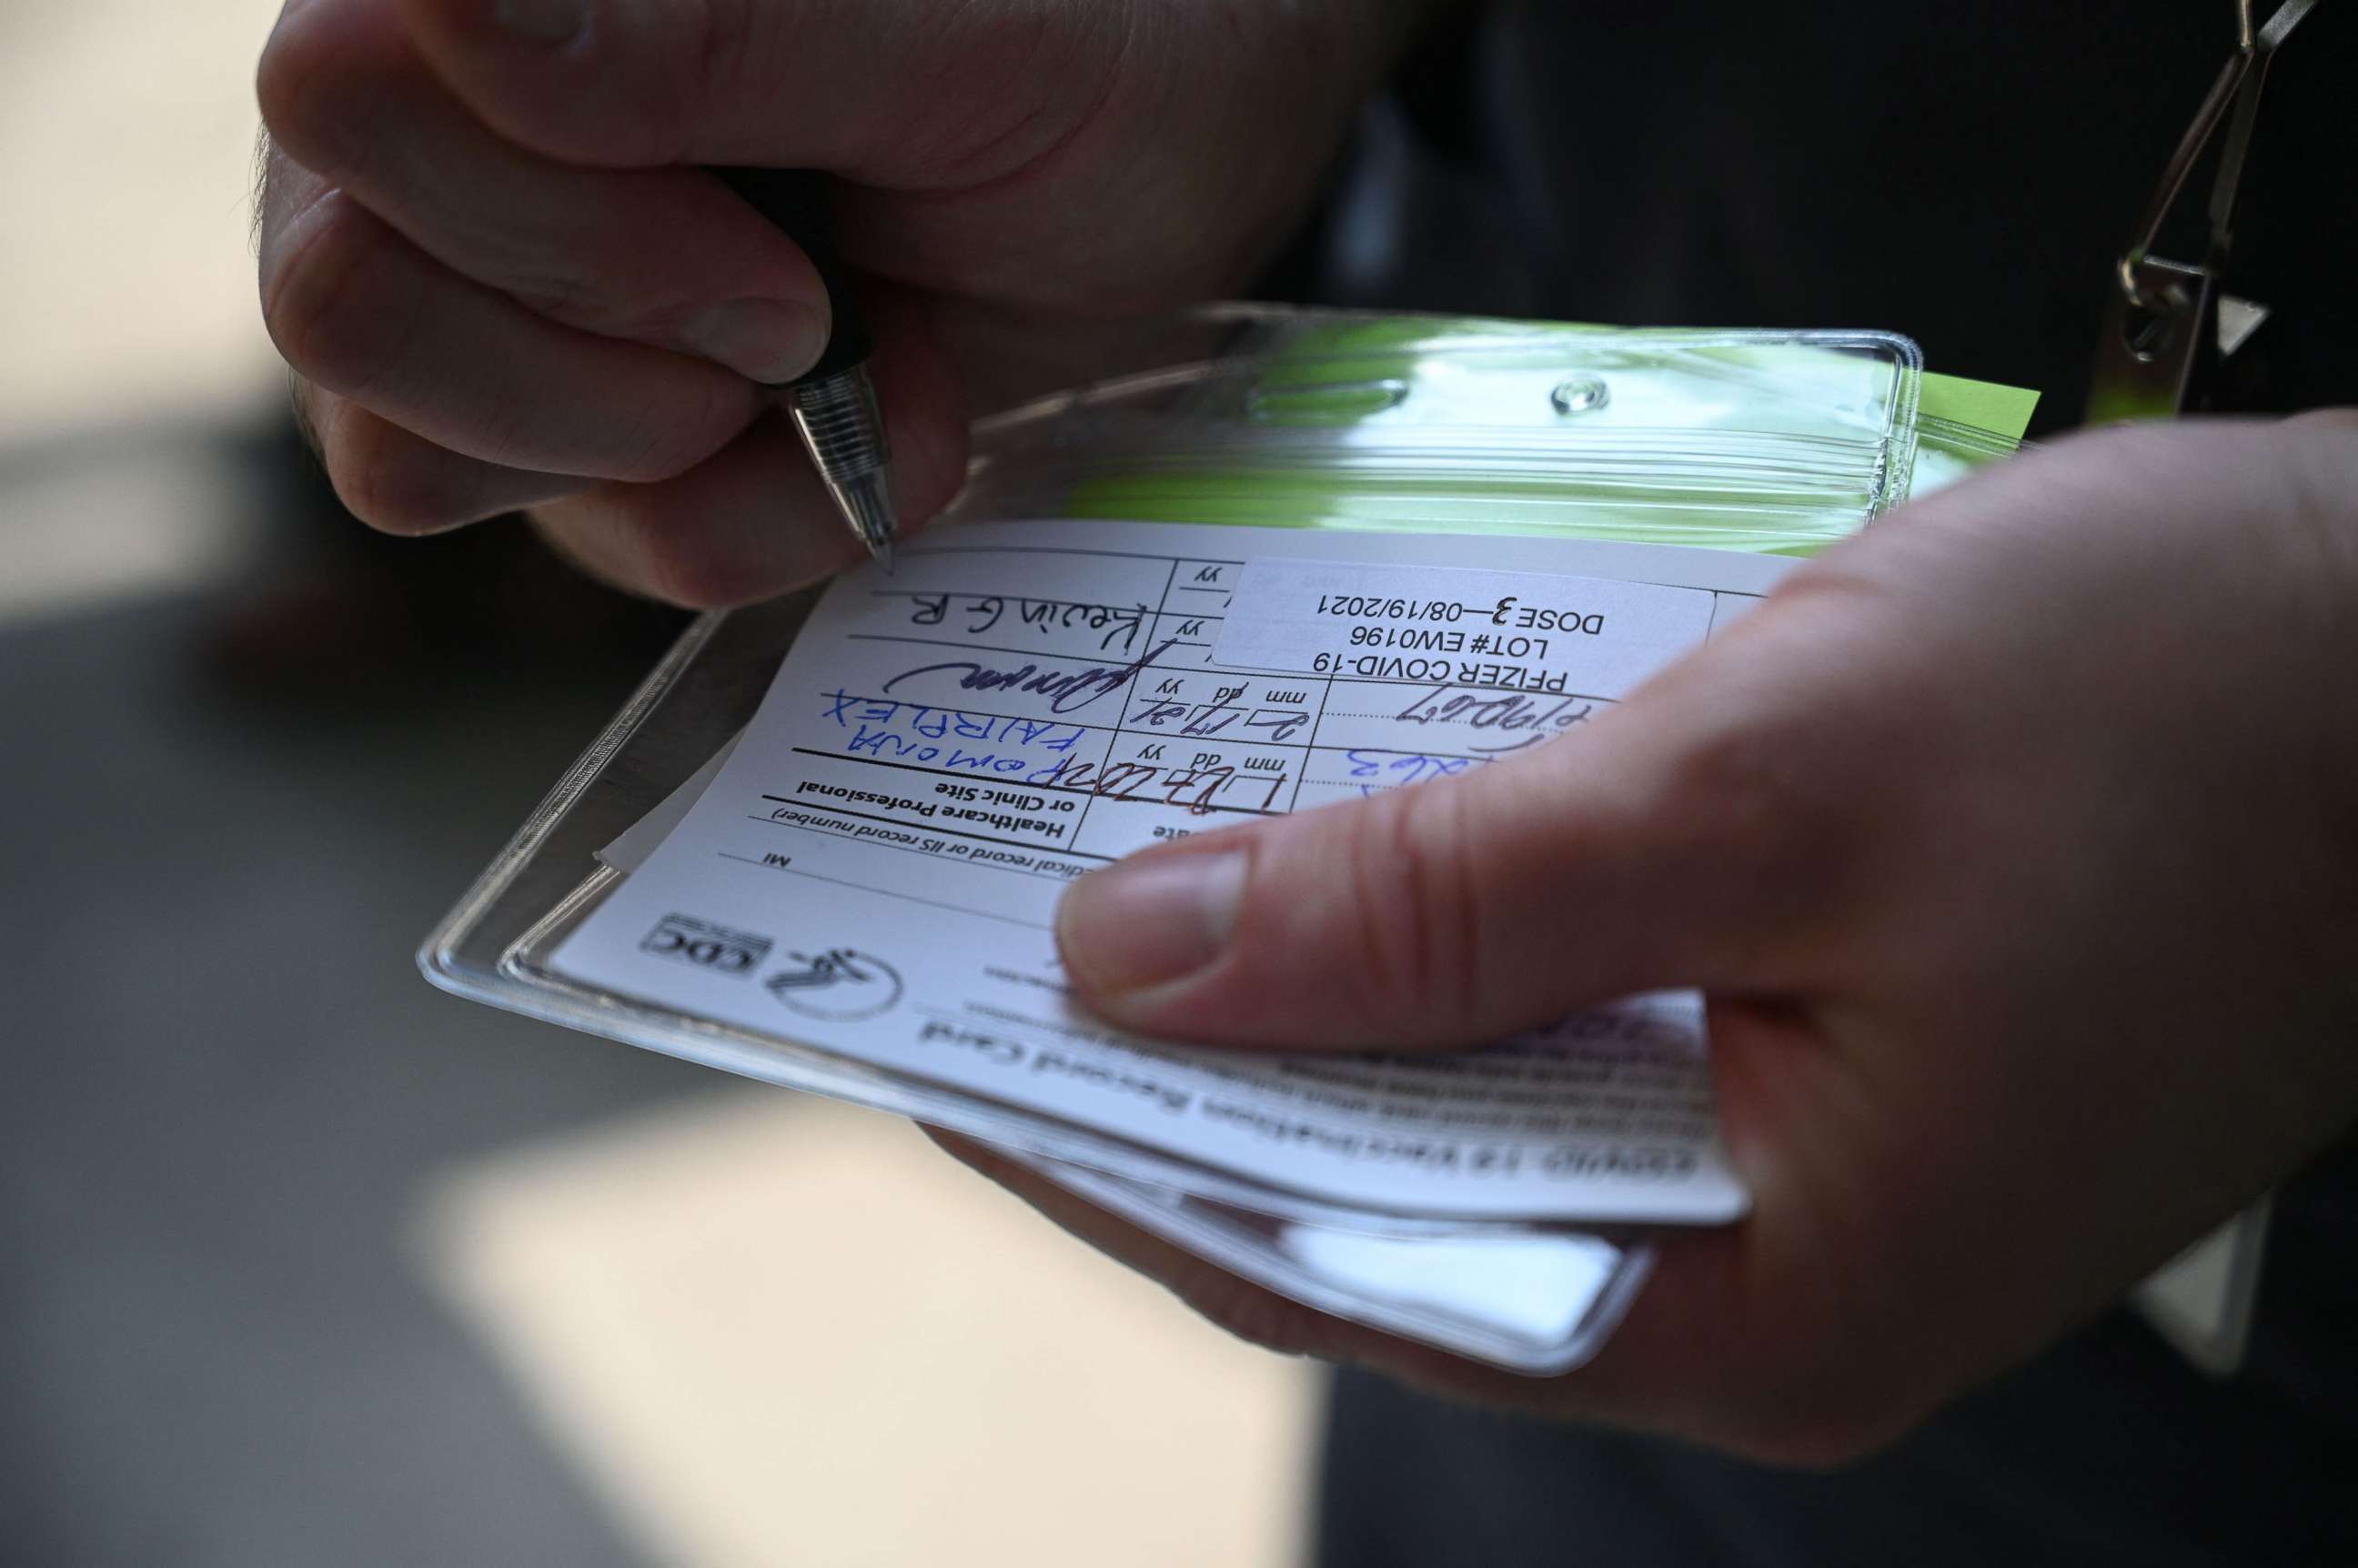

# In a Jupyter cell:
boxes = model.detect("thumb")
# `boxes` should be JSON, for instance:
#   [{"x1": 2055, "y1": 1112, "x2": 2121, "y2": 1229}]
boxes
[{"x1": 1054, "y1": 705, "x2": 1793, "y2": 1051}]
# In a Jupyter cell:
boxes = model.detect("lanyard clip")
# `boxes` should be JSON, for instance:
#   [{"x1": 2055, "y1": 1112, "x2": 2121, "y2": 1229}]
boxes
[{"x1": 2087, "y1": 0, "x2": 2318, "y2": 422}]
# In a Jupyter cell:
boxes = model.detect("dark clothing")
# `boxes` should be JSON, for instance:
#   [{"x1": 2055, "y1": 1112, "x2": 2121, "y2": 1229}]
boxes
[
  {"x1": 1314, "y1": 1, "x2": 2358, "y2": 433},
  {"x1": 1304, "y1": 5, "x2": 2358, "y2": 1563},
  {"x1": 1317, "y1": 1145, "x2": 2358, "y2": 1567}
]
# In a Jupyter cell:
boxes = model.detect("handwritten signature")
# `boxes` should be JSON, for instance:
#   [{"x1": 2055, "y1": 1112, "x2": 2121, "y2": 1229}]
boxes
[
  {"x1": 907, "y1": 592, "x2": 1150, "y2": 654},
  {"x1": 884, "y1": 638, "x2": 1181, "y2": 715}
]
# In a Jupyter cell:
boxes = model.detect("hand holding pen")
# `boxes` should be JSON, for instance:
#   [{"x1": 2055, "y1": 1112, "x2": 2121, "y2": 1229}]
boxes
[
  {"x1": 711, "y1": 166, "x2": 896, "y2": 571},
  {"x1": 255, "y1": 0, "x2": 1406, "y2": 605}
]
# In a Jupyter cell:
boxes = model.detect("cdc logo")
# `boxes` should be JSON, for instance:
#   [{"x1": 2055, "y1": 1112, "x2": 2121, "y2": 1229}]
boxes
[{"x1": 640, "y1": 913, "x2": 773, "y2": 977}]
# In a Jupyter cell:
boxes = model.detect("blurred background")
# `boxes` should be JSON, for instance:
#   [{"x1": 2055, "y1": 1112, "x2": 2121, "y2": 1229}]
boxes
[{"x1": 0, "y1": 4, "x2": 1318, "y2": 1564}]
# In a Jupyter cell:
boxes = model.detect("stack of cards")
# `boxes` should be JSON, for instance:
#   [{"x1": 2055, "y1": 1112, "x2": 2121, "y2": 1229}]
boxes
[
  {"x1": 517, "y1": 518, "x2": 1795, "y2": 1372},
  {"x1": 428, "y1": 317, "x2": 2153, "y2": 1375}
]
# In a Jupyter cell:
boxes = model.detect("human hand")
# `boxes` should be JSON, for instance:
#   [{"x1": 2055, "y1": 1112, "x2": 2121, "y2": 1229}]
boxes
[
  {"x1": 939, "y1": 412, "x2": 2358, "y2": 1464},
  {"x1": 256, "y1": 0, "x2": 1415, "y2": 604}
]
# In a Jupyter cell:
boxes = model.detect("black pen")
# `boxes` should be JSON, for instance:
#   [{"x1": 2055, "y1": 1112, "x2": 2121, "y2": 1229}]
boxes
[{"x1": 712, "y1": 167, "x2": 897, "y2": 570}]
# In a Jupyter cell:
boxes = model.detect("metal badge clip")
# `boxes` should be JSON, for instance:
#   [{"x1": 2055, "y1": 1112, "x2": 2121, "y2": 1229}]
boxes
[{"x1": 2088, "y1": 0, "x2": 2318, "y2": 422}]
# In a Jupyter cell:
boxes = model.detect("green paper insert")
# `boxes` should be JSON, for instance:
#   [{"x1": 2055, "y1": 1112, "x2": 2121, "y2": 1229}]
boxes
[{"x1": 1053, "y1": 317, "x2": 2035, "y2": 557}]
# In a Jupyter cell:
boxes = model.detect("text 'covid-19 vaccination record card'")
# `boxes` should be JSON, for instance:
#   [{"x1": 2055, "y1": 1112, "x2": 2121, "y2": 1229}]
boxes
[{"x1": 540, "y1": 518, "x2": 1799, "y2": 1370}]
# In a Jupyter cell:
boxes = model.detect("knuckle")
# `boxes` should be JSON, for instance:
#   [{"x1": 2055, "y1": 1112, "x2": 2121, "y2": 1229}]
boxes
[
  {"x1": 256, "y1": 1, "x2": 388, "y2": 176},
  {"x1": 469, "y1": 0, "x2": 715, "y2": 166},
  {"x1": 680, "y1": 0, "x2": 752, "y2": 150},
  {"x1": 891, "y1": 3, "x2": 1131, "y2": 183},
  {"x1": 255, "y1": 136, "x2": 329, "y2": 261},
  {"x1": 323, "y1": 416, "x2": 461, "y2": 536},
  {"x1": 500, "y1": 265, "x2": 605, "y2": 334},
  {"x1": 287, "y1": 376, "x2": 330, "y2": 464},
  {"x1": 260, "y1": 192, "x2": 408, "y2": 395},
  {"x1": 1322, "y1": 785, "x2": 1483, "y2": 1031},
  {"x1": 607, "y1": 376, "x2": 745, "y2": 484},
  {"x1": 255, "y1": 5, "x2": 329, "y2": 144}
]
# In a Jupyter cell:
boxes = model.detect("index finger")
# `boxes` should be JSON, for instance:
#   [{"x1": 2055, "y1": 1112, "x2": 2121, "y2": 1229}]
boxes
[
  {"x1": 396, "y1": 0, "x2": 1132, "y2": 179},
  {"x1": 260, "y1": 0, "x2": 831, "y2": 374}
]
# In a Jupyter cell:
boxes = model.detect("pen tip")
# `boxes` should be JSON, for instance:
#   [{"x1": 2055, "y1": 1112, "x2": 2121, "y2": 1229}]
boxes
[{"x1": 822, "y1": 467, "x2": 900, "y2": 578}]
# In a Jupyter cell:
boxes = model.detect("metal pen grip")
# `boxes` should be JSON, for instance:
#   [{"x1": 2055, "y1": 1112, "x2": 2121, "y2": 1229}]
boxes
[{"x1": 789, "y1": 373, "x2": 891, "y2": 478}]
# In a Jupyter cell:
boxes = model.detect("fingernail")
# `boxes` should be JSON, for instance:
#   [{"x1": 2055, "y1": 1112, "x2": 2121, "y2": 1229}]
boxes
[
  {"x1": 681, "y1": 299, "x2": 827, "y2": 385},
  {"x1": 1058, "y1": 852, "x2": 1247, "y2": 996},
  {"x1": 493, "y1": 0, "x2": 588, "y2": 45}
]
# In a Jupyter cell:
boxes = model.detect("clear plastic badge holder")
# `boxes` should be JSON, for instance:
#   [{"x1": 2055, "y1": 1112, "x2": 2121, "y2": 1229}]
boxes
[
  {"x1": 423, "y1": 309, "x2": 1947, "y2": 1374},
  {"x1": 962, "y1": 307, "x2": 1927, "y2": 549}
]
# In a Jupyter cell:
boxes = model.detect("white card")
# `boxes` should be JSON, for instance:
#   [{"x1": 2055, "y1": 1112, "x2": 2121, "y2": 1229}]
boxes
[
  {"x1": 547, "y1": 519, "x2": 1795, "y2": 1224},
  {"x1": 1007, "y1": 1150, "x2": 1656, "y2": 1374},
  {"x1": 1216, "y1": 557, "x2": 1719, "y2": 702}
]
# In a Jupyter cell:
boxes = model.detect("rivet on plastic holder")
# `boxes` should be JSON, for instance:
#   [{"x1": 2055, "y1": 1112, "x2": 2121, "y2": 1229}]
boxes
[{"x1": 1550, "y1": 377, "x2": 1610, "y2": 415}]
